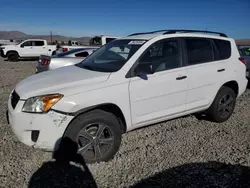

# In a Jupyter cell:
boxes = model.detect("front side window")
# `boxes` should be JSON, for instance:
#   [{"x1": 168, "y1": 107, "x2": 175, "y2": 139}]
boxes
[
  {"x1": 21, "y1": 41, "x2": 32, "y2": 47},
  {"x1": 185, "y1": 38, "x2": 213, "y2": 65},
  {"x1": 76, "y1": 39, "x2": 146, "y2": 72},
  {"x1": 137, "y1": 39, "x2": 180, "y2": 73}
]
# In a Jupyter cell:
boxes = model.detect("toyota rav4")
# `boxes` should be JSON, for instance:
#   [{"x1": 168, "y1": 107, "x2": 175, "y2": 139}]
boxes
[{"x1": 7, "y1": 30, "x2": 248, "y2": 163}]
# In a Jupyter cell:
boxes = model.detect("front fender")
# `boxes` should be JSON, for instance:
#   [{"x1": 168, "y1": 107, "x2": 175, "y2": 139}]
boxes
[{"x1": 52, "y1": 81, "x2": 133, "y2": 130}]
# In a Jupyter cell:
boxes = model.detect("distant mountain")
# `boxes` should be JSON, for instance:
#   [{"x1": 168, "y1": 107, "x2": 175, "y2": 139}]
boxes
[
  {"x1": 235, "y1": 39, "x2": 250, "y2": 46},
  {"x1": 0, "y1": 31, "x2": 28, "y2": 39},
  {"x1": 0, "y1": 31, "x2": 92, "y2": 45}
]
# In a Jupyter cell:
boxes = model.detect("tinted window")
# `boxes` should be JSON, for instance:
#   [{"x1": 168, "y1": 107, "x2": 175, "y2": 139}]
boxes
[
  {"x1": 106, "y1": 38, "x2": 116, "y2": 44},
  {"x1": 185, "y1": 38, "x2": 213, "y2": 65},
  {"x1": 75, "y1": 51, "x2": 89, "y2": 57},
  {"x1": 213, "y1": 39, "x2": 231, "y2": 60},
  {"x1": 33, "y1": 41, "x2": 45, "y2": 46},
  {"x1": 22, "y1": 41, "x2": 32, "y2": 47},
  {"x1": 139, "y1": 40, "x2": 180, "y2": 72}
]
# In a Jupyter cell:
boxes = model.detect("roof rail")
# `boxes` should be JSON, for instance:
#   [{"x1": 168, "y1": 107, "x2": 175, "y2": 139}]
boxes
[
  {"x1": 128, "y1": 29, "x2": 227, "y2": 37},
  {"x1": 128, "y1": 30, "x2": 168, "y2": 36},
  {"x1": 163, "y1": 30, "x2": 227, "y2": 37}
]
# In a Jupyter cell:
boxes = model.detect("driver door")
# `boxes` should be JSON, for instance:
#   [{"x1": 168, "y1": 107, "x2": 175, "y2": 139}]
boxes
[
  {"x1": 20, "y1": 41, "x2": 33, "y2": 57},
  {"x1": 128, "y1": 38, "x2": 188, "y2": 127}
]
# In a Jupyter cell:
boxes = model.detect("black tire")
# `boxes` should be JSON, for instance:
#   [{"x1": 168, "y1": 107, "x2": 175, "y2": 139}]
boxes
[
  {"x1": 7, "y1": 52, "x2": 19, "y2": 62},
  {"x1": 63, "y1": 109, "x2": 122, "y2": 164},
  {"x1": 207, "y1": 86, "x2": 236, "y2": 123}
]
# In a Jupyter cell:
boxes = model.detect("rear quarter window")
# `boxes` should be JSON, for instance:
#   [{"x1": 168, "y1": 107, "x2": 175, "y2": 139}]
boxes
[{"x1": 213, "y1": 39, "x2": 231, "y2": 60}]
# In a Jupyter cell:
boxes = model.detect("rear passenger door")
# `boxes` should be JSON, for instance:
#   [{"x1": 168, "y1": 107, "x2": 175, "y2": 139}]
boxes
[
  {"x1": 184, "y1": 37, "x2": 231, "y2": 111},
  {"x1": 30, "y1": 41, "x2": 47, "y2": 56}
]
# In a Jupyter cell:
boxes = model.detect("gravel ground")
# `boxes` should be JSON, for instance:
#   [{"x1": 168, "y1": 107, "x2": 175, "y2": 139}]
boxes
[{"x1": 0, "y1": 58, "x2": 250, "y2": 188}]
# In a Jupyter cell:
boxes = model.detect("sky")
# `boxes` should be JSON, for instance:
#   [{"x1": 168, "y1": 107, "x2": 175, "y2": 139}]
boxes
[{"x1": 0, "y1": 0, "x2": 249, "y2": 39}]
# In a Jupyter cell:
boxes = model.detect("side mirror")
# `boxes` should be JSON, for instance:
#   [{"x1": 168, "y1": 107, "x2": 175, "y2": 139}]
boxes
[
  {"x1": 20, "y1": 45, "x2": 24, "y2": 48},
  {"x1": 134, "y1": 62, "x2": 154, "y2": 76}
]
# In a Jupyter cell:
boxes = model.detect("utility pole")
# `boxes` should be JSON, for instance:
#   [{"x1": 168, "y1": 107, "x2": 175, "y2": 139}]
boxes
[{"x1": 50, "y1": 31, "x2": 52, "y2": 43}]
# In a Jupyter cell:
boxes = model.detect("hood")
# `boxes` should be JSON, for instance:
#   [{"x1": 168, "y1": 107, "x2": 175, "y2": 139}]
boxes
[
  {"x1": 2, "y1": 44, "x2": 17, "y2": 49},
  {"x1": 15, "y1": 65, "x2": 110, "y2": 99}
]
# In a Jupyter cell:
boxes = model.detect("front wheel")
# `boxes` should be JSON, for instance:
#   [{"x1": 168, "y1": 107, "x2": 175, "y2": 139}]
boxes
[
  {"x1": 63, "y1": 110, "x2": 122, "y2": 164},
  {"x1": 7, "y1": 52, "x2": 19, "y2": 62},
  {"x1": 207, "y1": 86, "x2": 236, "y2": 123}
]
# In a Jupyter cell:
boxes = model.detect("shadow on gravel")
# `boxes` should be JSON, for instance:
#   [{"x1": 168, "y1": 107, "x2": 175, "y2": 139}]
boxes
[
  {"x1": 28, "y1": 137, "x2": 98, "y2": 188},
  {"x1": 131, "y1": 161, "x2": 250, "y2": 188},
  {"x1": 4, "y1": 58, "x2": 38, "y2": 62}
]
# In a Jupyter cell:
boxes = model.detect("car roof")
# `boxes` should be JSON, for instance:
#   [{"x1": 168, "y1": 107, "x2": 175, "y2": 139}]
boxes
[{"x1": 121, "y1": 30, "x2": 230, "y2": 41}]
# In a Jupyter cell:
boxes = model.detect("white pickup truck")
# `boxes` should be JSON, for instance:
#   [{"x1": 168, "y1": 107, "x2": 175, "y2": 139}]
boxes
[
  {"x1": 0, "y1": 39, "x2": 57, "y2": 61},
  {"x1": 0, "y1": 36, "x2": 119, "y2": 62}
]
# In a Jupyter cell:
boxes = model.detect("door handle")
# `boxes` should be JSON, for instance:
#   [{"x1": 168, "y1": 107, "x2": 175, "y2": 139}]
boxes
[
  {"x1": 176, "y1": 76, "x2": 187, "y2": 80},
  {"x1": 48, "y1": 49, "x2": 51, "y2": 51},
  {"x1": 217, "y1": 69, "x2": 225, "y2": 72}
]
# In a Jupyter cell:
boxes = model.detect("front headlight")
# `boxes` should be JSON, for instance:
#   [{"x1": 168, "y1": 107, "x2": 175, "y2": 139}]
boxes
[{"x1": 22, "y1": 94, "x2": 63, "y2": 113}]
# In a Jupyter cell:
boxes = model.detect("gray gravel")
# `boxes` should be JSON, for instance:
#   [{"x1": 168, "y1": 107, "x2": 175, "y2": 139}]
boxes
[{"x1": 0, "y1": 58, "x2": 250, "y2": 188}]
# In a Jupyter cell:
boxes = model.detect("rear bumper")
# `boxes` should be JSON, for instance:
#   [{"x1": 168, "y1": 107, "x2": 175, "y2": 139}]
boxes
[{"x1": 36, "y1": 63, "x2": 49, "y2": 73}]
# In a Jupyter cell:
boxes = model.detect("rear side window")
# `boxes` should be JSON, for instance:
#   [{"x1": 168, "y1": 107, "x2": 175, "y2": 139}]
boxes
[
  {"x1": 75, "y1": 51, "x2": 89, "y2": 57},
  {"x1": 32, "y1": 41, "x2": 45, "y2": 46},
  {"x1": 213, "y1": 39, "x2": 231, "y2": 60},
  {"x1": 185, "y1": 38, "x2": 213, "y2": 65}
]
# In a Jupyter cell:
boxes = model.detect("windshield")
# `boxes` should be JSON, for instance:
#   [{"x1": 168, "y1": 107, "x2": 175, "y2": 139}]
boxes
[{"x1": 76, "y1": 39, "x2": 146, "y2": 72}]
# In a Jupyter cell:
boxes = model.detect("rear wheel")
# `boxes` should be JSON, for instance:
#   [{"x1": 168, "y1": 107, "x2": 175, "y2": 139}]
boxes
[
  {"x1": 207, "y1": 86, "x2": 236, "y2": 122},
  {"x1": 63, "y1": 110, "x2": 122, "y2": 164},
  {"x1": 7, "y1": 52, "x2": 19, "y2": 62}
]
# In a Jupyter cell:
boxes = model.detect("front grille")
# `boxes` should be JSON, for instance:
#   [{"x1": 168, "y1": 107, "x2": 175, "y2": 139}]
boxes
[
  {"x1": 11, "y1": 90, "x2": 20, "y2": 109},
  {"x1": 0, "y1": 49, "x2": 5, "y2": 57}
]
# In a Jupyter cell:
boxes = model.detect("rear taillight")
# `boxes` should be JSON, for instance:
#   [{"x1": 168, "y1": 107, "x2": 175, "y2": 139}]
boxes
[
  {"x1": 41, "y1": 59, "x2": 50, "y2": 65},
  {"x1": 239, "y1": 57, "x2": 247, "y2": 65},
  {"x1": 63, "y1": 48, "x2": 68, "y2": 52}
]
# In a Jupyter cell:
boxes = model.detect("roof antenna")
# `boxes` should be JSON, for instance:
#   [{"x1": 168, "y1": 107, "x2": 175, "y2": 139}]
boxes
[{"x1": 205, "y1": 28, "x2": 208, "y2": 34}]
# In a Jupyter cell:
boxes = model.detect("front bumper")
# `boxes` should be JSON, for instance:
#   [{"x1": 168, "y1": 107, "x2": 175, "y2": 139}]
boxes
[
  {"x1": 7, "y1": 92, "x2": 74, "y2": 151},
  {"x1": 0, "y1": 48, "x2": 6, "y2": 58}
]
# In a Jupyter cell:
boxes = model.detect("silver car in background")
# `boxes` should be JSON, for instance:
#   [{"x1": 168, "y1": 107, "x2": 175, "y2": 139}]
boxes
[
  {"x1": 36, "y1": 47, "x2": 99, "y2": 73},
  {"x1": 239, "y1": 47, "x2": 250, "y2": 78}
]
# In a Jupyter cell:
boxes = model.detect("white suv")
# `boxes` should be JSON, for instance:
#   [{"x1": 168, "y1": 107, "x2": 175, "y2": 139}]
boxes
[{"x1": 7, "y1": 30, "x2": 248, "y2": 163}]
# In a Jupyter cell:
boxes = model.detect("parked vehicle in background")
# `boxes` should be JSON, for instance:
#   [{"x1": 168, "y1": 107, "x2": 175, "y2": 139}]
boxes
[
  {"x1": 7, "y1": 29, "x2": 247, "y2": 164},
  {"x1": 0, "y1": 39, "x2": 19, "y2": 46},
  {"x1": 36, "y1": 47, "x2": 99, "y2": 73},
  {"x1": 0, "y1": 39, "x2": 57, "y2": 61},
  {"x1": 57, "y1": 35, "x2": 119, "y2": 53},
  {"x1": 239, "y1": 47, "x2": 250, "y2": 78}
]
